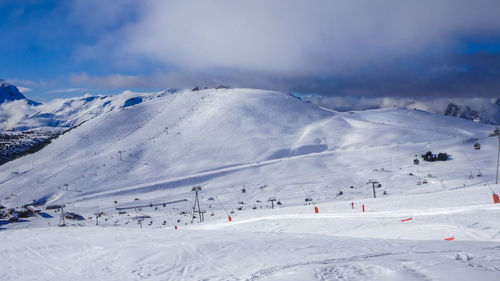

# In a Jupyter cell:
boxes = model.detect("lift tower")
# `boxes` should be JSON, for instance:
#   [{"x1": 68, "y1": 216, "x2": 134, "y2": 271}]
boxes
[
  {"x1": 490, "y1": 127, "x2": 500, "y2": 184},
  {"x1": 191, "y1": 186, "x2": 204, "y2": 223},
  {"x1": 368, "y1": 179, "x2": 382, "y2": 198}
]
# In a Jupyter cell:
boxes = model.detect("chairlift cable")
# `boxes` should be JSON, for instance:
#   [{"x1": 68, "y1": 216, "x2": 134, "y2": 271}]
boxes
[{"x1": 215, "y1": 196, "x2": 230, "y2": 217}]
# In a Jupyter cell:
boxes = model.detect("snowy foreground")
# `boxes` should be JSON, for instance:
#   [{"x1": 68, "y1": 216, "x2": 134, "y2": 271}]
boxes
[
  {"x1": 1, "y1": 88, "x2": 500, "y2": 280},
  {"x1": 1, "y1": 185, "x2": 500, "y2": 280},
  {"x1": 1, "y1": 227, "x2": 499, "y2": 281}
]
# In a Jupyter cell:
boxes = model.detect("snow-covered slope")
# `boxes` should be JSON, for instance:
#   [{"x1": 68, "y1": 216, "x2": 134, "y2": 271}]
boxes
[
  {"x1": 1, "y1": 88, "x2": 499, "y2": 280},
  {"x1": 0, "y1": 88, "x2": 174, "y2": 164},
  {"x1": 0, "y1": 87, "x2": 497, "y2": 213}
]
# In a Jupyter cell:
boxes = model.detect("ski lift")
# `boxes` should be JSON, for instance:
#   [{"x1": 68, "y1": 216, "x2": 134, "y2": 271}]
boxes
[
  {"x1": 477, "y1": 170, "x2": 483, "y2": 177},
  {"x1": 413, "y1": 155, "x2": 419, "y2": 165},
  {"x1": 417, "y1": 179, "x2": 422, "y2": 185},
  {"x1": 473, "y1": 138, "x2": 480, "y2": 150},
  {"x1": 422, "y1": 179, "x2": 428, "y2": 184}
]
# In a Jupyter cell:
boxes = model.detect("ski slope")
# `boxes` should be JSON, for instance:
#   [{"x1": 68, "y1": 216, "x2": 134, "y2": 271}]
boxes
[{"x1": 0, "y1": 88, "x2": 499, "y2": 280}]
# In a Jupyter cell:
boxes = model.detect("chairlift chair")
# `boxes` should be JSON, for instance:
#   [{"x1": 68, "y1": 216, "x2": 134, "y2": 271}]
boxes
[
  {"x1": 477, "y1": 170, "x2": 483, "y2": 177},
  {"x1": 422, "y1": 179, "x2": 428, "y2": 184},
  {"x1": 474, "y1": 142, "x2": 481, "y2": 150},
  {"x1": 413, "y1": 155, "x2": 419, "y2": 165}
]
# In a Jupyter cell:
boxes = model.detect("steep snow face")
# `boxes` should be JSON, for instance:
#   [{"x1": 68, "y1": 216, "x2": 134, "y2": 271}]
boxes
[{"x1": 0, "y1": 80, "x2": 27, "y2": 103}]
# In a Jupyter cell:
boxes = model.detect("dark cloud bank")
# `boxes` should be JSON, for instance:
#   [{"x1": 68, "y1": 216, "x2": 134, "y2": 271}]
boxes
[{"x1": 68, "y1": 0, "x2": 500, "y2": 98}]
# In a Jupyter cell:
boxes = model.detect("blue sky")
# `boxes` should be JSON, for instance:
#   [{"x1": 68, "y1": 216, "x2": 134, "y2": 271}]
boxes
[{"x1": 1, "y1": 1, "x2": 500, "y2": 102}]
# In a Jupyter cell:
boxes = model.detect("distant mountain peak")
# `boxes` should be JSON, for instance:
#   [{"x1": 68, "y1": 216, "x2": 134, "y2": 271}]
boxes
[
  {"x1": 0, "y1": 79, "x2": 40, "y2": 106},
  {"x1": 0, "y1": 79, "x2": 27, "y2": 103}
]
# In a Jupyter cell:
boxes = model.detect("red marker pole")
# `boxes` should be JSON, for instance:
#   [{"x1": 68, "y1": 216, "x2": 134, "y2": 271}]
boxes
[
  {"x1": 314, "y1": 206, "x2": 319, "y2": 213},
  {"x1": 362, "y1": 205, "x2": 365, "y2": 212},
  {"x1": 351, "y1": 202, "x2": 354, "y2": 209}
]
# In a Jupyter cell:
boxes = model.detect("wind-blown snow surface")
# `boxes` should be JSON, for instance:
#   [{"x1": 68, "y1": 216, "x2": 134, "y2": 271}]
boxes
[{"x1": 1, "y1": 88, "x2": 499, "y2": 280}]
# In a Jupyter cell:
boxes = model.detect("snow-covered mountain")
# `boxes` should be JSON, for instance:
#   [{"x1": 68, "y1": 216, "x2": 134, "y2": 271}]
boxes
[
  {"x1": 0, "y1": 87, "x2": 496, "y2": 208},
  {"x1": 0, "y1": 79, "x2": 39, "y2": 105},
  {"x1": 0, "y1": 89, "x2": 177, "y2": 131},
  {"x1": 296, "y1": 94, "x2": 500, "y2": 125},
  {"x1": 0, "y1": 79, "x2": 26, "y2": 103},
  {"x1": 1, "y1": 88, "x2": 500, "y2": 280},
  {"x1": 0, "y1": 88, "x2": 177, "y2": 163}
]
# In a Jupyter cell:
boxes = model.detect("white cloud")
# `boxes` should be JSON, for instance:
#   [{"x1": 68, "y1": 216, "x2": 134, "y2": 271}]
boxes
[
  {"x1": 17, "y1": 86, "x2": 32, "y2": 93},
  {"x1": 5, "y1": 78, "x2": 36, "y2": 87},
  {"x1": 47, "y1": 88, "x2": 87, "y2": 94},
  {"x1": 78, "y1": 0, "x2": 500, "y2": 77},
  {"x1": 0, "y1": 100, "x2": 35, "y2": 130}
]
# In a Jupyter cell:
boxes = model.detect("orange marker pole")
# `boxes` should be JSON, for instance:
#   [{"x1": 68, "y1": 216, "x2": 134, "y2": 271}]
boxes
[
  {"x1": 444, "y1": 236, "x2": 455, "y2": 241},
  {"x1": 314, "y1": 206, "x2": 319, "y2": 213},
  {"x1": 228, "y1": 215, "x2": 232, "y2": 222}
]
